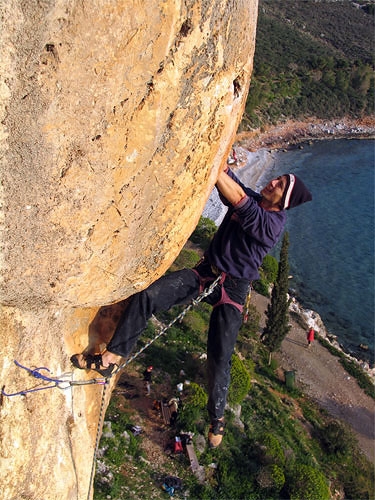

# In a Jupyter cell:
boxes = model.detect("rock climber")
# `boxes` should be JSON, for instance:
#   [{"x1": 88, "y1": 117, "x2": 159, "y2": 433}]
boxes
[{"x1": 71, "y1": 167, "x2": 312, "y2": 447}]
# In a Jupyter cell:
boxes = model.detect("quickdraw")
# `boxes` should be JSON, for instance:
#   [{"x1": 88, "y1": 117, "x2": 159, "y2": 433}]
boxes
[
  {"x1": 1, "y1": 360, "x2": 107, "y2": 398},
  {"x1": 243, "y1": 284, "x2": 252, "y2": 323},
  {"x1": 2, "y1": 273, "x2": 222, "y2": 398}
]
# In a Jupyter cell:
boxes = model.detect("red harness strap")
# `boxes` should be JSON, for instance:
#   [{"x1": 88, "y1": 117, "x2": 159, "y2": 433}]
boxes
[
  {"x1": 192, "y1": 268, "x2": 218, "y2": 293},
  {"x1": 192, "y1": 268, "x2": 244, "y2": 313},
  {"x1": 212, "y1": 284, "x2": 244, "y2": 313}
]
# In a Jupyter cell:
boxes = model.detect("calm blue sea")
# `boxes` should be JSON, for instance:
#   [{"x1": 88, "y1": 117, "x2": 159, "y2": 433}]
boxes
[{"x1": 265, "y1": 139, "x2": 374, "y2": 363}]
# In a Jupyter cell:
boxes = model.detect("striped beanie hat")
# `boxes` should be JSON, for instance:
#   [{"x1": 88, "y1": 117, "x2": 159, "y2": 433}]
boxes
[{"x1": 282, "y1": 174, "x2": 312, "y2": 210}]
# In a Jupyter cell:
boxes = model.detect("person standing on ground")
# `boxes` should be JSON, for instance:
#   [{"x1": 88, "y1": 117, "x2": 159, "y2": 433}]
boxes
[
  {"x1": 307, "y1": 327, "x2": 315, "y2": 348},
  {"x1": 143, "y1": 365, "x2": 153, "y2": 396},
  {"x1": 71, "y1": 167, "x2": 312, "y2": 447}
]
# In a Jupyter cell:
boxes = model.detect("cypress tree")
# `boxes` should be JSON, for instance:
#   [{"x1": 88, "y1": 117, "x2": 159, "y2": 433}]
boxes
[{"x1": 261, "y1": 232, "x2": 291, "y2": 355}]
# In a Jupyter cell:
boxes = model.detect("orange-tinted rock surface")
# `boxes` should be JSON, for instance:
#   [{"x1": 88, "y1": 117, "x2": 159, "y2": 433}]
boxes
[{"x1": 0, "y1": 1, "x2": 258, "y2": 498}]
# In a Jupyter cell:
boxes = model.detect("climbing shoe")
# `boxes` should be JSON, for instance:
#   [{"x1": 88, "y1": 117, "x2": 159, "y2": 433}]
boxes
[
  {"x1": 208, "y1": 418, "x2": 225, "y2": 448},
  {"x1": 70, "y1": 353, "x2": 118, "y2": 378}
]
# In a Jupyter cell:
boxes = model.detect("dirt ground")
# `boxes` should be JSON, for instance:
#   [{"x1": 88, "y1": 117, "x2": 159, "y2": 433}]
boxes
[
  {"x1": 114, "y1": 291, "x2": 374, "y2": 470},
  {"x1": 252, "y1": 292, "x2": 375, "y2": 464},
  {"x1": 114, "y1": 368, "x2": 182, "y2": 470}
]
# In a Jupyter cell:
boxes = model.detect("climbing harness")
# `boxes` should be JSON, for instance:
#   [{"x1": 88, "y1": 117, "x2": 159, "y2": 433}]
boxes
[{"x1": 1, "y1": 273, "x2": 222, "y2": 500}]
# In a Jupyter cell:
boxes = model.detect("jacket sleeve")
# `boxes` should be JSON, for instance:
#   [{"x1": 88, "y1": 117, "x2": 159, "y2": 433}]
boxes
[
  {"x1": 217, "y1": 168, "x2": 259, "y2": 206},
  {"x1": 233, "y1": 195, "x2": 285, "y2": 247}
]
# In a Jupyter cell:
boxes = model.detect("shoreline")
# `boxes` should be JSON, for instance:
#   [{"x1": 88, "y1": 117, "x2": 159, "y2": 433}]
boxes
[
  {"x1": 235, "y1": 116, "x2": 375, "y2": 152},
  {"x1": 229, "y1": 117, "x2": 375, "y2": 379},
  {"x1": 289, "y1": 295, "x2": 375, "y2": 382},
  {"x1": 228, "y1": 116, "x2": 375, "y2": 193}
]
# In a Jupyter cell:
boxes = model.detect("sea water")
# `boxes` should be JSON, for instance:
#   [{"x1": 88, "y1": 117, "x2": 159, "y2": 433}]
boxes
[
  {"x1": 203, "y1": 139, "x2": 374, "y2": 362},
  {"x1": 260, "y1": 139, "x2": 374, "y2": 362}
]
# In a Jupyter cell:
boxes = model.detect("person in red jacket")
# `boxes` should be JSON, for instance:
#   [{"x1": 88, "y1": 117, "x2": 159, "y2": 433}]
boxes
[{"x1": 307, "y1": 327, "x2": 315, "y2": 347}]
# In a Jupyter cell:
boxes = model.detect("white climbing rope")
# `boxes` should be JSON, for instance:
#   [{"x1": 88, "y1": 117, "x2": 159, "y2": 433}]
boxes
[
  {"x1": 86, "y1": 273, "x2": 223, "y2": 500},
  {"x1": 112, "y1": 273, "x2": 223, "y2": 376}
]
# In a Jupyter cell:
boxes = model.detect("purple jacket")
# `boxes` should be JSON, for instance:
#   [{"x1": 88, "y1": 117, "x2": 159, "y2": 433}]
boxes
[{"x1": 205, "y1": 169, "x2": 286, "y2": 281}]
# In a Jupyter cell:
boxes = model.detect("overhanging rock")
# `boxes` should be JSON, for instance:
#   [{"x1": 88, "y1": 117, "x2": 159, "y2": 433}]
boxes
[{"x1": 0, "y1": 1, "x2": 258, "y2": 498}]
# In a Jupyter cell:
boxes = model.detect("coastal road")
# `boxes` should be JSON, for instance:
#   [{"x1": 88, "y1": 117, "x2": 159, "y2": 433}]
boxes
[{"x1": 253, "y1": 292, "x2": 375, "y2": 464}]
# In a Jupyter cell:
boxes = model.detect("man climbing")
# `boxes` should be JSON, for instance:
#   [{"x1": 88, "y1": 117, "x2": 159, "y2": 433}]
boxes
[{"x1": 71, "y1": 167, "x2": 312, "y2": 447}]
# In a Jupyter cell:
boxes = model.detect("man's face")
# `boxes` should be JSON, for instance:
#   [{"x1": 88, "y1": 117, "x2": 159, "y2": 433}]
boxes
[{"x1": 260, "y1": 175, "x2": 288, "y2": 209}]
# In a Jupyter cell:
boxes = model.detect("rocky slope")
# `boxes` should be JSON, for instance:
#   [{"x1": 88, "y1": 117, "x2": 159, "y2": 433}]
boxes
[
  {"x1": 236, "y1": 116, "x2": 375, "y2": 152},
  {"x1": 0, "y1": 1, "x2": 258, "y2": 499}
]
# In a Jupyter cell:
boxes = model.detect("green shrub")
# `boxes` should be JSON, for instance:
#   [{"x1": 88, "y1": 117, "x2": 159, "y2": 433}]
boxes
[
  {"x1": 319, "y1": 420, "x2": 356, "y2": 457},
  {"x1": 253, "y1": 279, "x2": 270, "y2": 297},
  {"x1": 287, "y1": 463, "x2": 330, "y2": 500},
  {"x1": 216, "y1": 446, "x2": 257, "y2": 499},
  {"x1": 169, "y1": 248, "x2": 201, "y2": 272},
  {"x1": 186, "y1": 382, "x2": 208, "y2": 409},
  {"x1": 177, "y1": 382, "x2": 208, "y2": 431},
  {"x1": 253, "y1": 254, "x2": 278, "y2": 298},
  {"x1": 190, "y1": 216, "x2": 217, "y2": 250},
  {"x1": 228, "y1": 354, "x2": 251, "y2": 406},
  {"x1": 257, "y1": 463, "x2": 285, "y2": 493},
  {"x1": 259, "y1": 432, "x2": 285, "y2": 466},
  {"x1": 342, "y1": 451, "x2": 375, "y2": 500},
  {"x1": 182, "y1": 309, "x2": 208, "y2": 337}
]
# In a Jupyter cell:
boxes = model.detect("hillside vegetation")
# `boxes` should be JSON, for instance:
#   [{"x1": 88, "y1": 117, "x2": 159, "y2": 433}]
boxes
[
  {"x1": 93, "y1": 221, "x2": 374, "y2": 500},
  {"x1": 242, "y1": 0, "x2": 374, "y2": 128}
]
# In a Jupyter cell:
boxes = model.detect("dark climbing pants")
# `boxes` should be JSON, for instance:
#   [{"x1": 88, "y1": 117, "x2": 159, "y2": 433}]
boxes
[{"x1": 107, "y1": 260, "x2": 250, "y2": 421}]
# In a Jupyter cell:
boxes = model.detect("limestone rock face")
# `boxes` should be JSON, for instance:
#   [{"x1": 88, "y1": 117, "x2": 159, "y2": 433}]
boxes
[{"x1": 0, "y1": 1, "x2": 258, "y2": 499}]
